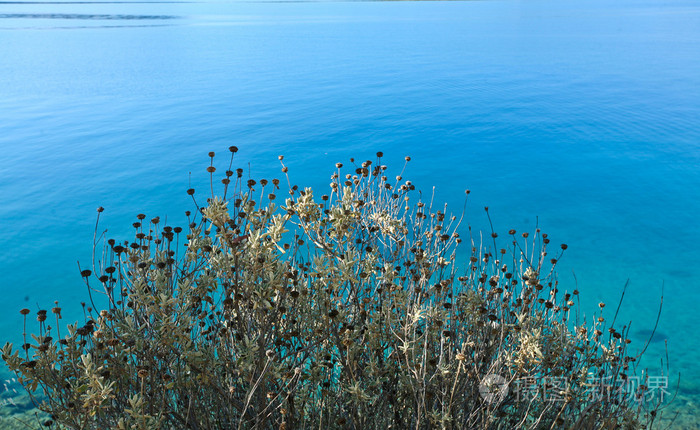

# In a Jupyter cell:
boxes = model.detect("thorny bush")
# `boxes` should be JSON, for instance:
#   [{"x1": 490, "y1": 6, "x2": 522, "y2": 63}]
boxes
[{"x1": 3, "y1": 148, "x2": 666, "y2": 429}]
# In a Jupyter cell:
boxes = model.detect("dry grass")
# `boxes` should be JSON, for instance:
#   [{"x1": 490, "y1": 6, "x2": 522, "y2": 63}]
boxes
[{"x1": 2, "y1": 149, "x2": 668, "y2": 429}]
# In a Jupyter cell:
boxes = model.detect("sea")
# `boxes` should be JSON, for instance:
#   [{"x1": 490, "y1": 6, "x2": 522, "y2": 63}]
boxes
[{"x1": 1, "y1": 0, "x2": 699, "y2": 427}]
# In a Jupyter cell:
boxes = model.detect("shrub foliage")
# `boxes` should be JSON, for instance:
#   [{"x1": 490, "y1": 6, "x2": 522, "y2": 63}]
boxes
[{"x1": 3, "y1": 149, "x2": 661, "y2": 429}]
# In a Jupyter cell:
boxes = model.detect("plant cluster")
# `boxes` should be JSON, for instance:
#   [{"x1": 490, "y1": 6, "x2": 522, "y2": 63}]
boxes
[{"x1": 3, "y1": 148, "x2": 664, "y2": 429}]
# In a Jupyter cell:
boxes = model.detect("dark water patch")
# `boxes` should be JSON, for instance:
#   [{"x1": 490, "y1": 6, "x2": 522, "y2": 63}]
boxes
[
  {"x1": 0, "y1": 13, "x2": 180, "y2": 20},
  {"x1": 663, "y1": 268, "x2": 693, "y2": 278},
  {"x1": 0, "y1": 23, "x2": 176, "y2": 29},
  {"x1": 634, "y1": 329, "x2": 669, "y2": 343},
  {"x1": 678, "y1": 385, "x2": 700, "y2": 396}
]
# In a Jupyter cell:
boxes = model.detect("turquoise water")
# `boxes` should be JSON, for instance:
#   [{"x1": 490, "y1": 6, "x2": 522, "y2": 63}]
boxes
[{"x1": 1, "y1": 0, "x2": 699, "y2": 425}]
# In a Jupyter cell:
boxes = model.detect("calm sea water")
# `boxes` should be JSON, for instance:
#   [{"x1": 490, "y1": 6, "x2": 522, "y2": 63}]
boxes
[{"x1": 1, "y1": 0, "x2": 699, "y2": 425}]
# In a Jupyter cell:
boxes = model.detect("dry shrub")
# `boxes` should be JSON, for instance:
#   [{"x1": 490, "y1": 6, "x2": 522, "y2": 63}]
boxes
[{"x1": 3, "y1": 149, "x2": 664, "y2": 429}]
